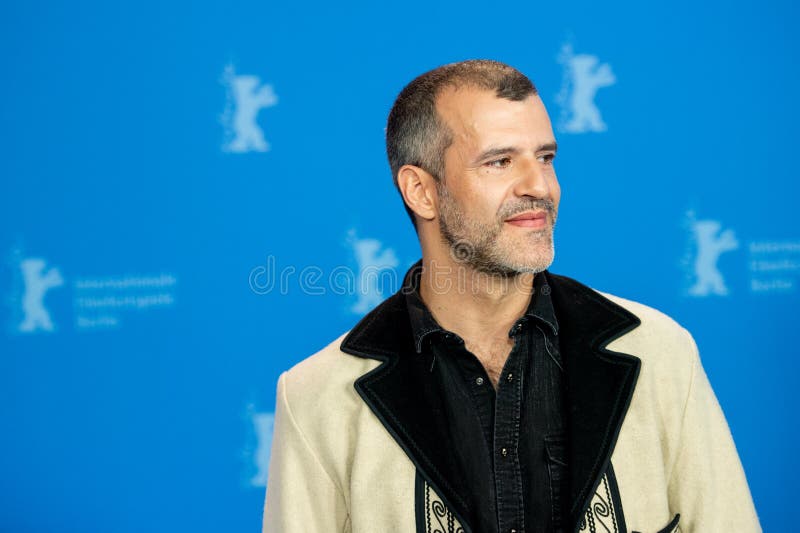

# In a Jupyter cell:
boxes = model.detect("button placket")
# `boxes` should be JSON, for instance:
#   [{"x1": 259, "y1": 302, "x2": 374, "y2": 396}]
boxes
[{"x1": 493, "y1": 334, "x2": 526, "y2": 533}]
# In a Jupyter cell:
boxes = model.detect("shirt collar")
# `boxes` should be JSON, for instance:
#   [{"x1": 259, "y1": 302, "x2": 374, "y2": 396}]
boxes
[
  {"x1": 525, "y1": 267, "x2": 559, "y2": 336},
  {"x1": 403, "y1": 261, "x2": 446, "y2": 354},
  {"x1": 403, "y1": 259, "x2": 559, "y2": 354}
]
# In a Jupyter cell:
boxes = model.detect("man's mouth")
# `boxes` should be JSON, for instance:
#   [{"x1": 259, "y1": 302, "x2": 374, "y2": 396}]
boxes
[{"x1": 505, "y1": 210, "x2": 549, "y2": 229}]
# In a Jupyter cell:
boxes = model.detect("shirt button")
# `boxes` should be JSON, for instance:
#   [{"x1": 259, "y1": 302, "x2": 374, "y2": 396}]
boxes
[
  {"x1": 507, "y1": 373, "x2": 513, "y2": 382},
  {"x1": 475, "y1": 377, "x2": 484, "y2": 386},
  {"x1": 501, "y1": 448, "x2": 508, "y2": 457},
  {"x1": 510, "y1": 529, "x2": 517, "y2": 533}
]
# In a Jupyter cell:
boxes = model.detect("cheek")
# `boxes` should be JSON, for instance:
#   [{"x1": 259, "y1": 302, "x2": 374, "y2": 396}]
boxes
[{"x1": 464, "y1": 183, "x2": 505, "y2": 219}]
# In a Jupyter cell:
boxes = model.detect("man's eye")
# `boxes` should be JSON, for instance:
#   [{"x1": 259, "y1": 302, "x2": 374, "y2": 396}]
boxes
[
  {"x1": 487, "y1": 157, "x2": 512, "y2": 168},
  {"x1": 538, "y1": 153, "x2": 556, "y2": 164}
]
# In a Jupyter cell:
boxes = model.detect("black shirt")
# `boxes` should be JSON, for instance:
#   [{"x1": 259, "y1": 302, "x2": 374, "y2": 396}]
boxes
[{"x1": 404, "y1": 265, "x2": 568, "y2": 533}]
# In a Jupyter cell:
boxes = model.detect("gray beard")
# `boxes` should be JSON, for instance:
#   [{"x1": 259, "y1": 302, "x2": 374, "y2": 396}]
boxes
[{"x1": 436, "y1": 182, "x2": 557, "y2": 278}]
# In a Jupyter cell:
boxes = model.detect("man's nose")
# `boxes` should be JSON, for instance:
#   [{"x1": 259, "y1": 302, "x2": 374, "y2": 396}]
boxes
[{"x1": 513, "y1": 157, "x2": 551, "y2": 199}]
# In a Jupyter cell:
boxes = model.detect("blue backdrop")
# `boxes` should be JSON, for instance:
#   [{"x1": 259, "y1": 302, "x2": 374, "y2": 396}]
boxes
[{"x1": 2, "y1": 0, "x2": 797, "y2": 531}]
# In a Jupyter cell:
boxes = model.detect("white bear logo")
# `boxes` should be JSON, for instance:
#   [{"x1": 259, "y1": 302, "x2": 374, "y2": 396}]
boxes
[
  {"x1": 349, "y1": 232, "x2": 399, "y2": 315},
  {"x1": 688, "y1": 219, "x2": 739, "y2": 296},
  {"x1": 557, "y1": 43, "x2": 616, "y2": 134},
  {"x1": 221, "y1": 65, "x2": 278, "y2": 153},
  {"x1": 18, "y1": 258, "x2": 64, "y2": 333},
  {"x1": 250, "y1": 411, "x2": 275, "y2": 487}
]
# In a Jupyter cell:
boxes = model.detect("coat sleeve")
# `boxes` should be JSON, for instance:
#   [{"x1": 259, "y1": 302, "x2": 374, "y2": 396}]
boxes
[
  {"x1": 262, "y1": 371, "x2": 350, "y2": 533},
  {"x1": 666, "y1": 330, "x2": 761, "y2": 532}
]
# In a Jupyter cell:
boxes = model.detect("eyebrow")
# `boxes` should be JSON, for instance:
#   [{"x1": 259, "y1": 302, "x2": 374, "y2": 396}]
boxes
[{"x1": 475, "y1": 142, "x2": 558, "y2": 163}]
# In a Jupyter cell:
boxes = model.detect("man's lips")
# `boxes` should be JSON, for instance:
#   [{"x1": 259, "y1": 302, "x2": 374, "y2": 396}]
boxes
[{"x1": 505, "y1": 211, "x2": 549, "y2": 228}]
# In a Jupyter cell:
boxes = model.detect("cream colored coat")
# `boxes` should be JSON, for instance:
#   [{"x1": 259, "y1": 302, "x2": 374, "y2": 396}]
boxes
[{"x1": 262, "y1": 275, "x2": 761, "y2": 533}]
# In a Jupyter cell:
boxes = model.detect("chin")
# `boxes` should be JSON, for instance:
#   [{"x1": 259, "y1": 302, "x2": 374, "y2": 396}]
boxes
[
  {"x1": 517, "y1": 261, "x2": 553, "y2": 274},
  {"x1": 508, "y1": 247, "x2": 555, "y2": 274}
]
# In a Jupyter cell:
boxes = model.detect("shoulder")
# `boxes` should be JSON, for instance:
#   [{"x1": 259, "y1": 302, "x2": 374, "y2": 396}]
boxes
[
  {"x1": 598, "y1": 290, "x2": 695, "y2": 348},
  {"x1": 278, "y1": 331, "x2": 381, "y2": 426},
  {"x1": 547, "y1": 272, "x2": 696, "y2": 350},
  {"x1": 547, "y1": 271, "x2": 699, "y2": 371},
  {"x1": 592, "y1": 288, "x2": 700, "y2": 389}
]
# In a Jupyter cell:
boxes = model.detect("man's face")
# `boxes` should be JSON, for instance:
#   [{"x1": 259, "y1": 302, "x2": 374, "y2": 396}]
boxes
[{"x1": 434, "y1": 87, "x2": 561, "y2": 277}]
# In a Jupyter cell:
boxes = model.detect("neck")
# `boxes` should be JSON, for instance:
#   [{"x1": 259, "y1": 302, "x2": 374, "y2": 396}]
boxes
[{"x1": 417, "y1": 254, "x2": 535, "y2": 347}]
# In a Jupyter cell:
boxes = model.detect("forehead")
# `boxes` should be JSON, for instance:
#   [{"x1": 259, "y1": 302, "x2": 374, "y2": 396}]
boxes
[{"x1": 435, "y1": 87, "x2": 553, "y2": 150}]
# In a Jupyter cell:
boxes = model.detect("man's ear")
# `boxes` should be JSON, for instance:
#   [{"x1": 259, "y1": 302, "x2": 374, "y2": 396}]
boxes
[{"x1": 397, "y1": 165, "x2": 439, "y2": 224}]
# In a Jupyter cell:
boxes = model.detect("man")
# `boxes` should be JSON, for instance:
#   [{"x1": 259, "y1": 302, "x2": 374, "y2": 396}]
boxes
[{"x1": 262, "y1": 60, "x2": 760, "y2": 533}]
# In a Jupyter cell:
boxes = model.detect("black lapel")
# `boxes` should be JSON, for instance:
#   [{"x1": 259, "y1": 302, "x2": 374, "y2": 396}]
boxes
[
  {"x1": 340, "y1": 277, "x2": 478, "y2": 533},
  {"x1": 544, "y1": 273, "x2": 642, "y2": 532}
]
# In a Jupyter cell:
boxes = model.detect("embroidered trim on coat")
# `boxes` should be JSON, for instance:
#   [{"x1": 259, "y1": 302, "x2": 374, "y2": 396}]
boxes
[
  {"x1": 579, "y1": 462, "x2": 628, "y2": 533},
  {"x1": 415, "y1": 472, "x2": 465, "y2": 533}
]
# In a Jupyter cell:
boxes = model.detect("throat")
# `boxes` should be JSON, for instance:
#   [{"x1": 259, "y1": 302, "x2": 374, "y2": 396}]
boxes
[{"x1": 466, "y1": 336, "x2": 516, "y2": 389}]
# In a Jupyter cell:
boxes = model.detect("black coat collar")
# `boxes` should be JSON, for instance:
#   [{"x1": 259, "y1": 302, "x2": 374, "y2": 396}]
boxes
[{"x1": 340, "y1": 265, "x2": 641, "y2": 533}]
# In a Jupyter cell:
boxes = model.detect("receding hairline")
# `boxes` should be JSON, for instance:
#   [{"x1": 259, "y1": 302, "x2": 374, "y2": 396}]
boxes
[
  {"x1": 434, "y1": 77, "x2": 539, "y2": 98},
  {"x1": 432, "y1": 85, "x2": 547, "y2": 160},
  {"x1": 432, "y1": 82, "x2": 542, "y2": 122}
]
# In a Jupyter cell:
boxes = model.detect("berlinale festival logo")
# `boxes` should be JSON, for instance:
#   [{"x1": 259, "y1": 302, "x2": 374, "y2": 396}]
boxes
[
  {"x1": 249, "y1": 410, "x2": 275, "y2": 487},
  {"x1": 685, "y1": 211, "x2": 739, "y2": 297},
  {"x1": 220, "y1": 64, "x2": 278, "y2": 153},
  {"x1": 17, "y1": 256, "x2": 64, "y2": 333},
  {"x1": 556, "y1": 43, "x2": 616, "y2": 134},
  {"x1": 348, "y1": 230, "x2": 399, "y2": 315}
]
